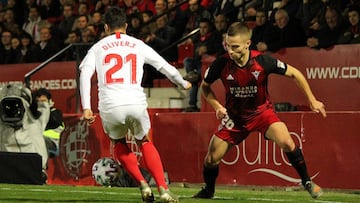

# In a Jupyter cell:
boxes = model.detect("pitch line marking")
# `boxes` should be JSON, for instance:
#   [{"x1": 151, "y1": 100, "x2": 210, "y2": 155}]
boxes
[{"x1": 0, "y1": 187, "x2": 348, "y2": 203}]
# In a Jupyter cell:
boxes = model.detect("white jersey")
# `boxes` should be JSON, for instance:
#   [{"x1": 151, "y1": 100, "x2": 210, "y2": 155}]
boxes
[{"x1": 79, "y1": 32, "x2": 187, "y2": 112}]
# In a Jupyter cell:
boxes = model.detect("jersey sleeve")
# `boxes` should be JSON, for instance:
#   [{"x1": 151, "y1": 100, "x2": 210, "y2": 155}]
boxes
[
  {"x1": 79, "y1": 48, "x2": 96, "y2": 110},
  {"x1": 255, "y1": 54, "x2": 287, "y2": 75},
  {"x1": 204, "y1": 57, "x2": 227, "y2": 84},
  {"x1": 142, "y1": 42, "x2": 188, "y2": 88}
]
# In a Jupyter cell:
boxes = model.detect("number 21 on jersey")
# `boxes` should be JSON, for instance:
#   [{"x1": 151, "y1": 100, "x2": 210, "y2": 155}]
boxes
[{"x1": 104, "y1": 53, "x2": 137, "y2": 84}]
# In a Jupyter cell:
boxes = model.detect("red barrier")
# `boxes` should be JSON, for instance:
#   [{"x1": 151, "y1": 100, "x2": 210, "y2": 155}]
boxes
[
  {"x1": 47, "y1": 111, "x2": 360, "y2": 190},
  {"x1": 152, "y1": 111, "x2": 360, "y2": 189}
]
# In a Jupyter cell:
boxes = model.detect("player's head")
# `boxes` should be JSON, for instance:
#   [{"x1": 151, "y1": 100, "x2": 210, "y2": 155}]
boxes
[
  {"x1": 225, "y1": 22, "x2": 252, "y2": 62},
  {"x1": 33, "y1": 88, "x2": 51, "y2": 102},
  {"x1": 104, "y1": 7, "x2": 127, "y2": 33}
]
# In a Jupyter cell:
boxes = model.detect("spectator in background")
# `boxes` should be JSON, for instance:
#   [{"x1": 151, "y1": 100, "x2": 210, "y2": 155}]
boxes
[
  {"x1": 257, "y1": 9, "x2": 306, "y2": 52},
  {"x1": 90, "y1": 11, "x2": 105, "y2": 38},
  {"x1": 0, "y1": 30, "x2": 18, "y2": 64},
  {"x1": 72, "y1": 2, "x2": 92, "y2": 31},
  {"x1": 343, "y1": 0, "x2": 360, "y2": 14},
  {"x1": 16, "y1": 32, "x2": 38, "y2": 63},
  {"x1": 57, "y1": 3, "x2": 77, "y2": 42},
  {"x1": 39, "y1": 0, "x2": 62, "y2": 25},
  {"x1": 214, "y1": 14, "x2": 229, "y2": 38},
  {"x1": 250, "y1": 8, "x2": 273, "y2": 50},
  {"x1": 210, "y1": 0, "x2": 238, "y2": 23},
  {"x1": 338, "y1": 5, "x2": 360, "y2": 44},
  {"x1": 63, "y1": 30, "x2": 81, "y2": 61},
  {"x1": 94, "y1": 0, "x2": 112, "y2": 14},
  {"x1": 183, "y1": 18, "x2": 223, "y2": 112},
  {"x1": 212, "y1": 14, "x2": 230, "y2": 56},
  {"x1": 22, "y1": 5, "x2": 48, "y2": 44},
  {"x1": 78, "y1": 2, "x2": 92, "y2": 20},
  {"x1": 66, "y1": 30, "x2": 81, "y2": 44},
  {"x1": 34, "y1": 26, "x2": 63, "y2": 62},
  {"x1": 3, "y1": 8, "x2": 22, "y2": 37},
  {"x1": 306, "y1": 7, "x2": 347, "y2": 49},
  {"x1": 167, "y1": 0, "x2": 187, "y2": 41},
  {"x1": 270, "y1": 0, "x2": 301, "y2": 21},
  {"x1": 80, "y1": 26, "x2": 96, "y2": 43},
  {"x1": 243, "y1": 0, "x2": 265, "y2": 21},
  {"x1": 10, "y1": 35, "x2": 21, "y2": 63},
  {"x1": 11, "y1": 35, "x2": 20, "y2": 50},
  {"x1": 139, "y1": 10, "x2": 157, "y2": 40},
  {"x1": 295, "y1": 0, "x2": 324, "y2": 36},
  {"x1": 127, "y1": 12, "x2": 143, "y2": 38},
  {"x1": 155, "y1": 0, "x2": 168, "y2": 15},
  {"x1": 303, "y1": 0, "x2": 345, "y2": 34},
  {"x1": 72, "y1": 14, "x2": 90, "y2": 41},
  {"x1": 4, "y1": 0, "x2": 26, "y2": 26},
  {"x1": 183, "y1": 0, "x2": 212, "y2": 36},
  {"x1": 33, "y1": 88, "x2": 64, "y2": 158},
  {"x1": 145, "y1": 15, "x2": 178, "y2": 61}
]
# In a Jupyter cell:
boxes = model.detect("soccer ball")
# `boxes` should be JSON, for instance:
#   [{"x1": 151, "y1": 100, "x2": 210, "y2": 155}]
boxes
[{"x1": 92, "y1": 157, "x2": 121, "y2": 186}]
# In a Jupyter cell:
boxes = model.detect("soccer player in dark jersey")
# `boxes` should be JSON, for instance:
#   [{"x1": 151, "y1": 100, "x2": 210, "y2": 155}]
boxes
[{"x1": 193, "y1": 22, "x2": 326, "y2": 199}]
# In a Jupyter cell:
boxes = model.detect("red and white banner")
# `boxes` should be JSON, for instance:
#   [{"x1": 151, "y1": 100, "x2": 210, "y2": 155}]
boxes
[
  {"x1": 152, "y1": 111, "x2": 360, "y2": 189},
  {"x1": 47, "y1": 111, "x2": 360, "y2": 190}
]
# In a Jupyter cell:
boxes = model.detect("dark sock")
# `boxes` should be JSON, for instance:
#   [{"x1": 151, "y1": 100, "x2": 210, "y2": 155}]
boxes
[
  {"x1": 285, "y1": 147, "x2": 311, "y2": 186},
  {"x1": 203, "y1": 165, "x2": 219, "y2": 193}
]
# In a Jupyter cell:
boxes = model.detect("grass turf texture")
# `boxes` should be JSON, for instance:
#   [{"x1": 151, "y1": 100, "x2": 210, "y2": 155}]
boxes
[{"x1": 0, "y1": 183, "x2": 359, "y2": 203}]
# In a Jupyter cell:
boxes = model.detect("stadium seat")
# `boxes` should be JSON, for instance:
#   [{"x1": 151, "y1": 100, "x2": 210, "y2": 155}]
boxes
[{"x1": 177, "y1": 43, "x2": 194, "y2": 65}]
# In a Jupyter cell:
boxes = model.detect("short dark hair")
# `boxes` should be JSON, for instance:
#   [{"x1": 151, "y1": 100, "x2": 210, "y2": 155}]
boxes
[
  {"x1": 104, "y1": 7, "x2": 127, "y2": 30},
  {"x1": 33, "y1": 88, "x2": 51, "y2": 100}
]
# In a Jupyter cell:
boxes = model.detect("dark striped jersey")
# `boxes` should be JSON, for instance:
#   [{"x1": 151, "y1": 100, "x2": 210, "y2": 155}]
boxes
[{"x1": 204, "y1": 50, "x2": 287, "y2": 121}]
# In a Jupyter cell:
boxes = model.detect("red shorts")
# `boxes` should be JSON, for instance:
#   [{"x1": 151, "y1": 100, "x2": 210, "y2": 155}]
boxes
[{"x1": 214, "y1": 108, "x2": 281, "y2": 145}]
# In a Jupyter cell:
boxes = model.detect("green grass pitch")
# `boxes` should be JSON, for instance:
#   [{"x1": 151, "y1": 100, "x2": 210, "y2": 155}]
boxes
[{"x1": 0, "y1": 183, "x2": 359, "y2": 203}]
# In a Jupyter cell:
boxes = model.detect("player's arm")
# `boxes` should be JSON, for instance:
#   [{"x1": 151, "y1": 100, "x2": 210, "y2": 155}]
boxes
[
  {"x1": 284, "y1": 65, "x2": 327, "y2": 117},
  {"x1": 158, "y1": 63, "x2": 192, "y2": 90},
  {"x1": 142, "y1": 43, "x2": 191, "y2": 89},
  {"x1": 79, "y1": 50, "x2": 96, "y2": 124},
  {"x1": 201, "y1": 80, "x2": 227, "y2": 120}
]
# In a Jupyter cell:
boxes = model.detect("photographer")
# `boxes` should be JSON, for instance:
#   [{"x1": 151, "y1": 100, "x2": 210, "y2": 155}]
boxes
[
  {"x1": 0, "y1": 84, "x2": 50, "y2": 175},
  {"x1": 33, "y1": 88, "x2": 64, "y2": 158}
]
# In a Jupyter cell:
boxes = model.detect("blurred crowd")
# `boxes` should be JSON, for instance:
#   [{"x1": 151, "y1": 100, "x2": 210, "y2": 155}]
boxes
[{"x1": 0, "y1": 0, "x2": 359, "y2": 65}]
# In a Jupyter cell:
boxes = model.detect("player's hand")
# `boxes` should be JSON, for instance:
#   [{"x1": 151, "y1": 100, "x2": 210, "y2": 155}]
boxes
[
  {"x1": 215, "y1": 106, "x2": 227, "y2": 120},
  {"x1": 82, "y1": 109, "x2": 96, "y2": 124},
  {"x1": 183, "y1": 81, "x2": 192, "y2": 90},
  {"x1": 310, "y1": 100, "x2": 327, "y2": 117}
]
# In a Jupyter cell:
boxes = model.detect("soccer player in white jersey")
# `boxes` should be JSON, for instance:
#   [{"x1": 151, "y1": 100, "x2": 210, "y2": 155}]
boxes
[{"x1": 79, "y1": 7, "x2": 191, "y2": 203}]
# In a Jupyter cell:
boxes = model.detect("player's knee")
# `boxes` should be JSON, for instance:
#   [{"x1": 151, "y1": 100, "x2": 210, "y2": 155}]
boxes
[
  {"x1": 279, "y1": 139, "x2": 296, "y2": 152},
  {"x1": 204, "y1": 155, "x2": 221, "y2": 167}
]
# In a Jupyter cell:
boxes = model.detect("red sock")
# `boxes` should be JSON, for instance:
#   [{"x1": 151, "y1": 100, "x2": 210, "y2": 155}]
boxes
[
  {"x1": 140, "y1": 142, "x2": 168, "y2": 190},
  {"x1": 114, "y1": 142, "x2": 145, "y2": 183}
]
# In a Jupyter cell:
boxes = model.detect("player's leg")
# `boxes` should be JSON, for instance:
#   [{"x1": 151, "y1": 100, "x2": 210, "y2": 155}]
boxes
[
  {"x1": 193, "y1": 135, "x2": 232, "y2": 198},
  {"x1": 131, "y1": 105, "x2": 178, "y2": 202},
  {"x1": 113, "y1": 139, "x2": 148, "y2": 183},
  {"x1": 102, "y1": 107, "x2": 154, "y2": 202},
  {"x1": 265, "y1": 122, "x2": 323, "y2": 198},
  {"x1": 137, "y1": 136, "x2": 178, "y2": 203}
]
